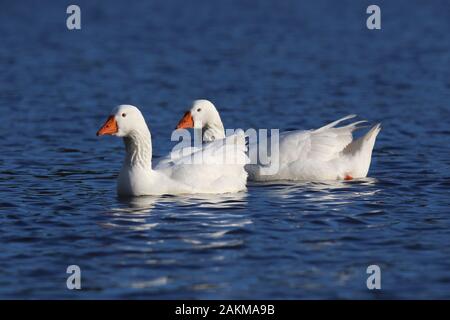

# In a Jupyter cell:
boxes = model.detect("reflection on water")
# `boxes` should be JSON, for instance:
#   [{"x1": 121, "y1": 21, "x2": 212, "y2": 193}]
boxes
[
  {"x1": 119, "y1": 195, "x2": 160, "y2": 211},
  {"x1": 103, "y1": 193, "x2": 251, "y2": 250},
  {"x1": 114, "y1": 191, "x2": 248, "y2": 213},
  {"x1": 257, "y1": 178, "x2": 380, "y2": 202}
]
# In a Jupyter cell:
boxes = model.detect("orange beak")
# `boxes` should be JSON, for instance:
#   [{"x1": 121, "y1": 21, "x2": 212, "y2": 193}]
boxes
[
  {"x1": 97, "y1": 115, "x2": 118, "y2": 136},
  {"x1": 176, "y1": 111, "x2": 194, "y2": 129}
]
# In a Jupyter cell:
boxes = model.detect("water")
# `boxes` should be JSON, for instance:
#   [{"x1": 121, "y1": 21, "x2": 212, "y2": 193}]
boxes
[{"x1": 0, "y1": 0, "x2": 450, "y2": 299}]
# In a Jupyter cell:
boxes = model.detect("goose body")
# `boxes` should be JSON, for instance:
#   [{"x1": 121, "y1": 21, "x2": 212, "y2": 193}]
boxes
[
  {"x1": 176, "y1": 100, "x2": 381, "y2": 182},
  {"x1": 97, "y1": 105, "x2": 248, "y2": 196}
]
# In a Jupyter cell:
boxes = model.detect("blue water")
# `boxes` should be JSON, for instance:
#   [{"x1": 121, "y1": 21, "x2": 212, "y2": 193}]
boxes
[{"x1": 1, "y1": 0, "x2": 450, "y2": 299}]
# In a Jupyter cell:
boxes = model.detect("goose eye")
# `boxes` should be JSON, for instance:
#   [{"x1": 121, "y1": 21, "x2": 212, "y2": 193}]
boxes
[
  {"x1": 197, "y1": 108, "x2": 201, "y2": 112},
  {"x1": 122, "y1": 113, "x2": 126, "y2": 118}
]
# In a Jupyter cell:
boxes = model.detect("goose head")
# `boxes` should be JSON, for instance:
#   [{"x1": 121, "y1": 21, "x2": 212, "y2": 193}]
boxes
[
  {"x1": 176, "y1": 99, "x2": 221, "y2": 130},
  {"x1": 176, "y1": 99, "x2": 225, "y2": 141},
  {"x1": 97, "y1": 104, "x2": 148, "y2": 138}
]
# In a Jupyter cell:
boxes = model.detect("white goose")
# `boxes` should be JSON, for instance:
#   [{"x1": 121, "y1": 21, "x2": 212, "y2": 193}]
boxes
[
  {"x1": 97, "y1": 105, "x2": 248, "y2": 196},
  {"x1": 176, "y1": 100, "x2": 381, "y2": 182}
]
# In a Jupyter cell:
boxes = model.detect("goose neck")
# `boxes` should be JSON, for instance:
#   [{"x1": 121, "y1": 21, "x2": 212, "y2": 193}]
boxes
[
  {"x1": 203, "y1": 120, "x2": 225, "y2": 142},
  {"x1": 123, "y1": 129, "x2": 152, "y2": 169}
]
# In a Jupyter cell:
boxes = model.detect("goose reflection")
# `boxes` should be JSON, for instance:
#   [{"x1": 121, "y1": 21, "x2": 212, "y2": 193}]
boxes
[
  {"x1": 250, "y1": 177, "x2": 380, "y2": 204},
  {"x1": 114, "y1": 191, "x2": 248, "y2": 212},
  {"x1": 102, "y1": 192, "x2": 249, "y2": 231},
  {"x1": 117, "y1": 195, "x2": 159, "y2": 213}
]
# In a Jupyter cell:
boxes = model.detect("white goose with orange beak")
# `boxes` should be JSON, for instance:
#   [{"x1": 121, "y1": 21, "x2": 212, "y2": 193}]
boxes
[
  {"x1": 176, "y1": 100, "x2": 381, "y2": 181},
  {"x1": 97, "y1": 105, "x2": 248, "y2": 196}
]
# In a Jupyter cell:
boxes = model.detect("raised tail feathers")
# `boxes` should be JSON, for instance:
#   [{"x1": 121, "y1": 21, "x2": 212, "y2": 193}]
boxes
[
  {"x1": 316, "y1": 114, "x2": 357, "y2": 132},
  {"x1": 343, "y1": 123, "x2": 381, "y2": 156},
  {"x1": 339, "y1": 123, "x2": 381, "y2": 178},
  {"x1": 364, "y1": 123, "x2": 381, "y2": 142}
]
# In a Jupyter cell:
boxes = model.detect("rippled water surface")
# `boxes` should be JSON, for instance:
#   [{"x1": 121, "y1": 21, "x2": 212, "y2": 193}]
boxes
[{"x1": 1, "y1": 0, "x2": 450, "y2": 299}]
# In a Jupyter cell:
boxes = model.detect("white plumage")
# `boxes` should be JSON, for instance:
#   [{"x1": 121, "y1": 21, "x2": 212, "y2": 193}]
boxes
[
  {"x1": 246, "y1": 115, "x2": 381, "y2": 181},
  {"x1": 97, "y1": 105, "x2": 248, "y2": 196},
  {"x1": 176, "y1": 100, "x2": 381, "y2": 182}
]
